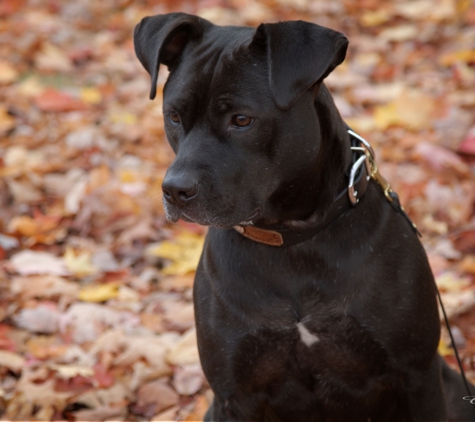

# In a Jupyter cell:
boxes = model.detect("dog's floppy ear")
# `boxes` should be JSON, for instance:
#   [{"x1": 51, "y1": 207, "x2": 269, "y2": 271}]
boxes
[
  {"x1": 250, "y1": 21, "x2": 348, "y2": 110},
  {"x1": 134, "y1": 13, "x2": 207, "y2": 100}
]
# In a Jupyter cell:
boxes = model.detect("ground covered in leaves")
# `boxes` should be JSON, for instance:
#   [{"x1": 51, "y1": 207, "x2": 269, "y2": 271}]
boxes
[{"x1": 0, "y1": 0, "x2": 474, "y2": 420}]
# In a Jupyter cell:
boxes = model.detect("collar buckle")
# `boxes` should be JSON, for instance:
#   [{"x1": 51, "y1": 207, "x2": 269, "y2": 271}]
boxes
[{"x1": 347, "y1": 129, "x2": 394, "y2": 203}]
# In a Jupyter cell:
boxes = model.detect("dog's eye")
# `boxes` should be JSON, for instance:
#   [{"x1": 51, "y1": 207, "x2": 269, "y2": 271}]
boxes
[
  {"x1": 168, "y1": 111, "x2": 180, "y2": 124},
  {"x1": 231, "y1": 115, "x2": 253, "y2": 128}
]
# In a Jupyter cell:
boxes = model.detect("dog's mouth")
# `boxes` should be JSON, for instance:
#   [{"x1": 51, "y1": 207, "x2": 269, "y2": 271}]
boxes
[
  {"x1": 238, "y1": 208, "x2": 261, "y2": 226},
  {"x1": 163, "y1": 199, "x2": 262, "y2": 229}
]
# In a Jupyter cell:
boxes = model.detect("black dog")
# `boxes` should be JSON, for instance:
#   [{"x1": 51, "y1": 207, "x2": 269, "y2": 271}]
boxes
[{"x1": 134, "y1": 13, "x2": 475, "y2": 421}]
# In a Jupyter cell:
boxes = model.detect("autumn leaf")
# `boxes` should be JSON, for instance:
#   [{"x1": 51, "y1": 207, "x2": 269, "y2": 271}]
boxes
[
  {"x1": 0, "y1": 61, "x2": 18, "y2": 84},
  {"x1": 34, "y1": 88, "x2": 87, "y2": 112},
  {"x1": 0, "y1": 350, "x2": 25, "y2": 372},
  {"x1": 64, "y1": 247, "x2": 97, "y2": 277},
  {"x1": 79, "y1": 283, "x2": 120, "y2": 302},
  {"x1": 10, "y1": 250, "x2": 70, "y2": 276},
  {"x1": 148, "y1": 232, "x2": 205, "y2": 276},
  {"x1": 373, "y1": 89, "x2": 435, "y2": 131},
  {"x1": 81, "y1": 87, "x2": 102, "y2": 104},
  {"x1": 0, "y1": 105, "x2": 15, "y2": 135}
]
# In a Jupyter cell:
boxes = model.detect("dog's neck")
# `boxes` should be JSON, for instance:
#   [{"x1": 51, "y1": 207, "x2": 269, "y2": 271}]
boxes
[{"x1": 260, "y1": 84, "x2": 352, "y2": 230}]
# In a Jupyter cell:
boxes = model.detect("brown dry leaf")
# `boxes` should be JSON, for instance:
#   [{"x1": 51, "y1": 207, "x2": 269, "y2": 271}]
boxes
[
  {"x1": 0, "y1": 105, "x2": 15, "y2": 135},
  {"x1": 134, "y1": 379, "x2": 179, "y2": 417},
  {"x1": 60, "y1": 303, "x2": 140, "y2": 343},
  {"x1": 10, "y1": 250, "x2": 70, "y2": 276},
  {"x1": 439, "y1": 290, "x2": 475, "y2": 318},
  {"x1": 167, "y1": 327, "x2": 200, "y2": 366},
  {"x1": 461, "y1": 256, "x2": 475, "y2": 274},
  {"x1": 379, "y1": 25, "x2": 418, "y2": 42},
  {"x1": 10, "y1": 275, "x2": 79, "y2": 300},
  {"x1": 14, "y1": 303, "x2": 61, "y2": 334},
  {"x1": 72, "y1": 405, "x2": 128, "y2": 421},
  {"x1": 8, "y1": 214, "x2": 66, "y2": 245},
  {"x1": 152, "y1": 405, "x2": 180, "y2": 421},
  {"x1": 0, "y1": 61, "x2": 18, "y2": 84},
  {"x1": 183, "y1": 395, "x2": 210, "y2": 421},
  {"x1": 4, "y1": 377, "x2": 73, "y2": 421},
  {"x1": 173, "y1": 363, "x2": 205, "y2": 395},
  {"x1": 163, "y1": 300, "x2": 195, "y2": 332},
  {"x1": 115, "y1": 333, "x2": 179, "y2": 368},
  {"x1": 413, "y1": 142, "x2": 469, "y2": 175},
  {"x1": 71, "y1": 383, "x2": 131, "y2": 420},
  {"x1": 26, "y1": 335, "x2": 68, "y2": 360},
  {"x1": 0, "y1": 350, "x2": 25, "y2": 372},
  {"x1": 458, "y1": 126, "x2": 475, "y2": 156},
  {"x1": 34, "y1": 42, "x2": 73, "y2": 72}
]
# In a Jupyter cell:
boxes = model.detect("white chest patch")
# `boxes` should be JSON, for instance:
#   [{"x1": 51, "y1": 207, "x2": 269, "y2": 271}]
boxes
[{"x1": 297, "y1": 322, "x2": 319, "y2": 346}]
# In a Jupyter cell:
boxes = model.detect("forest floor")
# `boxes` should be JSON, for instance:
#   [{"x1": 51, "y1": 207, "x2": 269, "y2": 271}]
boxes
[{"x1": 0, "y1": 0, "x2": 474, "y2": 420}]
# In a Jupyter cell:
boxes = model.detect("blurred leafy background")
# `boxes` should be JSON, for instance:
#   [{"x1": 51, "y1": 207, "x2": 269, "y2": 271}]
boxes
[{"x1": 0, "y1": 0, "x2": 474, "y2": 420}]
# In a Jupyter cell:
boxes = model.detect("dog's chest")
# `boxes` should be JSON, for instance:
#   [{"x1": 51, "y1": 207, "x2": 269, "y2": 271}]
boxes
[
  {"x1": 232, "y1": 306, "x2": 389, "y2": 391},
  {"x1": 222, "y1": 306, "x2": 396, "y2": 420}
]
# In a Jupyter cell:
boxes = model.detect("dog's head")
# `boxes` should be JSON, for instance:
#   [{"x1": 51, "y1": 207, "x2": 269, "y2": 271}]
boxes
[{"x1": 134, "y1": 13, "x2": 348, "y2": 228}]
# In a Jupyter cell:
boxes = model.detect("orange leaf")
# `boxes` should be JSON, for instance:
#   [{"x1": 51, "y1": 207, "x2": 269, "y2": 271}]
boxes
[{"x1": 34, "y1": 89, "x2": 87, "y2": 112}]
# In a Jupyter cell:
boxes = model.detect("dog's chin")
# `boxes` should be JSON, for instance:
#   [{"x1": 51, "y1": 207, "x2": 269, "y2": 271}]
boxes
[{"x1": 163, "y1": 203, "x2": 259, "y2": 229}]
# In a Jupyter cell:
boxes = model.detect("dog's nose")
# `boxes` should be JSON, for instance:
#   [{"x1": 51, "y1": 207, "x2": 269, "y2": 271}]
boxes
[{"x1": 162, "y1": 174, "x2": 198, "y2": 206}]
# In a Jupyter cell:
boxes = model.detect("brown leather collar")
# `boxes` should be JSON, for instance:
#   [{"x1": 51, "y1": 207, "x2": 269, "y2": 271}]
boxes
[{"x1": 233, "y1": 157, "x2": 369, "y2": 247}]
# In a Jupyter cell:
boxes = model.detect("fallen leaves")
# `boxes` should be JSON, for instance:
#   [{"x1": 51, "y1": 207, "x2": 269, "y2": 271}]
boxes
[{"x1": 0, "y1": 0, "x2": 474, "y2": 420}]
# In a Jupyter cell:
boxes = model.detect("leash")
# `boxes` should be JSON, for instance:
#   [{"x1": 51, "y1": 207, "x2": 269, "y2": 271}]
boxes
[
  {"x1": 234, "y1": 127, "x2": 474, "y2": 398},
  {"x1": 437, "y1": 288, "x2": 474, "y2": 398}
]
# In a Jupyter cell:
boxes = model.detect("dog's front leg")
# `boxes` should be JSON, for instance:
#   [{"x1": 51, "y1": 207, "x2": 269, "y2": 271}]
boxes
[
  {"x1": 405, "y1": 356, "x2": 449, "y2": 422},
  {"x1": 203, "y1": 396, "x2": 269, "y2": 422}
]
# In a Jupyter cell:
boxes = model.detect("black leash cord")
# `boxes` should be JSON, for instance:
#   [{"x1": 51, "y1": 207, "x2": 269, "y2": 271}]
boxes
[{"x1": 436, "y1": 286, "x2": 474, "y2": 398}]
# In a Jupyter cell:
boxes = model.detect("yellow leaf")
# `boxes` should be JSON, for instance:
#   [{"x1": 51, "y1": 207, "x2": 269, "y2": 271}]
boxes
[
  {"x1": 49, "y1": 364, "x2": 94, "y2": 379},
  {"x1": 148, "y1": 233, "x2": 205, "y2": 276},
  {"x1": 373, "y1": 89, "x2": 435, "y2": 131},
  {"x1": 0, "y1": 106, "x2": 15, "y2": 135},
  {"x1": 440, "y1": 50, "x2": 475, "y2": 67},
  {"x1": 438, "y1": 338, "x2": 454, "y2": 357},
  {"x1": 461, "y1": 255, "x2": 475, "y2": 274},
  {"x1": 63, "y1": 247, "x2": 97, "y2": 277},
  {"x1": 109, "y1": 111, "x2": 137, "y2": 125},
  {"x1": 81, "y1": 87, "x2": 102, "y2": 104},
  {"x1": 436, "y1": 272, "x2": 471, "y2": 292},
  {"x1": 360, "y1": 10, "x2": 391, "y2": 27},
  {"x1": 17, "y1": 76, "x2": 44, "y2": 97},
  {"x1": 344, "y1": 116, "x2": 376, "y2": 133},
  {"x1": 8, "y1": 215, "x2": 38, "y2": 236},
  {"x1": 79, "y1": 282, "x2": 120, "y2": 302},
  {"x1": 0, "y1": 61, "x2": 18, "y2": 84}
]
